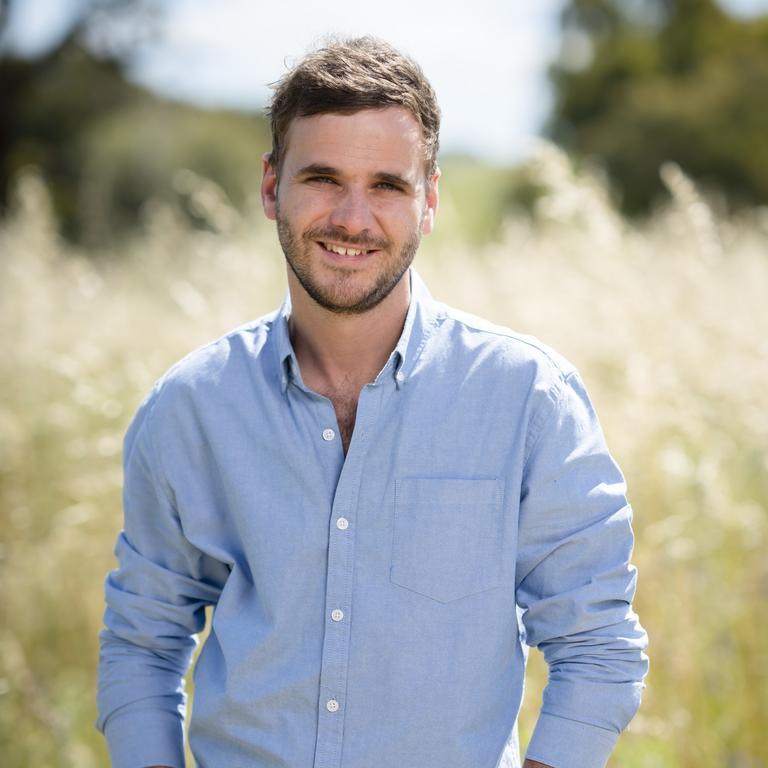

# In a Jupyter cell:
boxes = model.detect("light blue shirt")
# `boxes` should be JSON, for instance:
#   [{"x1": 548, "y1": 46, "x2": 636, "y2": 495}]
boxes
[{"x1": 97, "y1": 268, "x2": 648, "y2": 768}]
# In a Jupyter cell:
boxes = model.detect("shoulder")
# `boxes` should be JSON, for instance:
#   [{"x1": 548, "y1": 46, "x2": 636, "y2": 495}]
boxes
[
  {"x1": 429, "y1": 303, "x2": 601, "y2": 459},
  {"x1": 432, "y1": 301, "x2": 577, "y2": 388},
  {"x1": 131, "y1": 310, "x2": 279, "y2": 425},
  {"x1": 161, "y1": 311, "x2": 277, "y2": 387}
]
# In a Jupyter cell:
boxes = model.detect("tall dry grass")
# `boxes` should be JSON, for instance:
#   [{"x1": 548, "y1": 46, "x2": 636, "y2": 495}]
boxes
[{"x1": 0, "y1": 146, "x2": 766, "y2": 767}]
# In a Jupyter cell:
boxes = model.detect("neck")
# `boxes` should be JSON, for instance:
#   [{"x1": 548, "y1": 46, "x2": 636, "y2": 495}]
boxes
[{"x1": 286, "y1": 270, "x2": 411, "y2": 390}]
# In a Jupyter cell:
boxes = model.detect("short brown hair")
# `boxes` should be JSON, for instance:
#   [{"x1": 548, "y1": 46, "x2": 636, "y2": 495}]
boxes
[{"x1": 267, "y1": 36, "x2": 441, "y2": 178}]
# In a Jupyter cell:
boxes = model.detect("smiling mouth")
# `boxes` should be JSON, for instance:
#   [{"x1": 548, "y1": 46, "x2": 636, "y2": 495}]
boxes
[{"x1": 318, "y1": 241, "x2": 377, "y2": 257}]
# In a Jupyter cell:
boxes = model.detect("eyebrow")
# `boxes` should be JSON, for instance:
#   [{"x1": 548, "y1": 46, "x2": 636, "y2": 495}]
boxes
[
  {"x1": 296, "y1": 164, "x2": 339, "y2": 178},
  {"x1": 295, "y1": 164, "x2": 414, "y2": 191}
]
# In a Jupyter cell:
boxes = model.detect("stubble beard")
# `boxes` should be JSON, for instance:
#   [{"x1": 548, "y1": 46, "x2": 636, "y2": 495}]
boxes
[{"x1": 275, "y1": 204, "x2": 421, "y2": 315}]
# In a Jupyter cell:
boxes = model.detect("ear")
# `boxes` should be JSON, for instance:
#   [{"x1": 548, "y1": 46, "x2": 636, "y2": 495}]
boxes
[
  {"x1": 421, "y1": 168, "x2": 440, "y2": 235},
  {"x1": 261, "y1": 152, "x2": 278, "y2": 220}
]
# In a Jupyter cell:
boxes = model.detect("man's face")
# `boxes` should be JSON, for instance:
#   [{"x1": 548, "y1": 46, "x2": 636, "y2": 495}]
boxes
[{"x1": 261, "y1": 107, "x2": 439, "y2": 314}]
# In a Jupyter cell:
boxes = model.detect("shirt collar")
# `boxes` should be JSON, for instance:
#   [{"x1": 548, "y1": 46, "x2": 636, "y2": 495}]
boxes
[{"x1": 273, "y1": 266, "x2": 442, "y2": 394}]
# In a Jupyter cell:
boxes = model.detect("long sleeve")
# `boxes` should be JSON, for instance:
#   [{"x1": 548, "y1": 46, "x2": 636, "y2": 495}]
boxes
[
  {"x1": 96, "y1": 386, "x2": 228, "y2": 768},
  {"x1": 516, "y1": 370, "x2": 649, "y2": 768}
]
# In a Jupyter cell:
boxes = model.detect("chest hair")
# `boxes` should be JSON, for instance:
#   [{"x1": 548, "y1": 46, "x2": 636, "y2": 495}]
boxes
[
  {"x1": 330, "y1": 389, "x2": 359, "y2": 455},
  {"x1": 322, "y1": 378, "x2": 367, "y2": 455}
]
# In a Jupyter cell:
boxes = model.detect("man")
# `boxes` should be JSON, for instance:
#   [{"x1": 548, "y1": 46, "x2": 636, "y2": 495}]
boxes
[{"x1": 97, "y1": 36, "x2": 648, "y2": 768}]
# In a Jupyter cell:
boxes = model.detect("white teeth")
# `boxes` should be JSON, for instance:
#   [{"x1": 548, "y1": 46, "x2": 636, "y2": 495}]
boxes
[{"x1": 323, "y1": 243, "x2": 366, "y2": 257}]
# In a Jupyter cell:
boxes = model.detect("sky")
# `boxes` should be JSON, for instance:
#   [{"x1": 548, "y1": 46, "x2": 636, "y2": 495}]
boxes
[{"x1": 3, "y1": 0, "x2": 768, "y2": 164}]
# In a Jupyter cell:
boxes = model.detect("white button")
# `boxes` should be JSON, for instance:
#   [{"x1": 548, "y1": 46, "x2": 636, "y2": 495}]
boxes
[
  {"x1": 331, "y1": 609, "x2": 344, "y2": 622},
  {"x1": 322, "y1": 428, "x2": 335, "y2": 441},
  {"x1": 336, "y1": 517, "x2": 349, "y2": 530},
  {"x1": 326, "y1": 698, "x2": 339, "y2": 712}
]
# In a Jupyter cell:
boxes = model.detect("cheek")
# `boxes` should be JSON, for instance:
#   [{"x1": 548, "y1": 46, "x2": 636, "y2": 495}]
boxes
[
  {"x1": 376, "y1": 198, "x2": 424, "y2": 229},
  {"x1": 398, "y1": 206, "x2": 428, "y2": 238},
  {"x1": 280, "y1": 192, "x2": 330, "y2": 224}
]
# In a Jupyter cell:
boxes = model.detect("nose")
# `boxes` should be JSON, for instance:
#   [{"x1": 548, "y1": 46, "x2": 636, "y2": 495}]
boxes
[{"x1": 329, "y1": 186, "x2": 376, "y2": 236}]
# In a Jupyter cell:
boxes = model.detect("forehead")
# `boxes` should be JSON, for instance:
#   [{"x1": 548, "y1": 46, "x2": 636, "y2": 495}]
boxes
[{"x1": 282, "y1": 107, "x2": 425, "y2": 176}]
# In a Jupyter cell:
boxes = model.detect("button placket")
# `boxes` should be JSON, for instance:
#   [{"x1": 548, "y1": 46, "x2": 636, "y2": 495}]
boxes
[{"x1": 313, "y1": 384, "x2": 383, "y2": 768}]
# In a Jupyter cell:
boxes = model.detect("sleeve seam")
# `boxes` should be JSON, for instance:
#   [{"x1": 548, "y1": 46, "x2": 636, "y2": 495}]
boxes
[
  {"x1": 523, "y1": 369, "x2": 582, "y2": 471},
  {"x1": 522, "y1": 370, "x2": 566, "y2": 470},
  {"x1": 140, "y1": 385, "x2": 179, "y2": 514}
]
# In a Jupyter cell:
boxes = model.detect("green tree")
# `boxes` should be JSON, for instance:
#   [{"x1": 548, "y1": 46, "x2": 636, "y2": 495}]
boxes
[
  {"x1": 0, "y1": 0, "x2": 269, "y2": 245},
  {"x1": 548, "y1": 0, "x2": 768, "y2": 214}
]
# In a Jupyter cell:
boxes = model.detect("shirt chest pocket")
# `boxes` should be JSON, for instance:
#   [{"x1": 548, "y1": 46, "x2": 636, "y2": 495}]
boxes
[{"x1": 390, "y1": 477, "x2": 505, "y2": 603}]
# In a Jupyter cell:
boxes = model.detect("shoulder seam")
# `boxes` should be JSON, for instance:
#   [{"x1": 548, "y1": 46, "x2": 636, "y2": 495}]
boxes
[
  {"x1": 132, "y1": 312, "x2": 277, "y2": 504},
  {"x1": 133, "y1": 387, "x2": 179, "y2": 512},
  {"x1": 522, "y1": 373, "x2": 567, "y2": 469},
  {"x1": 438, "y1": 304, "x2": 574, "y2": 381}
]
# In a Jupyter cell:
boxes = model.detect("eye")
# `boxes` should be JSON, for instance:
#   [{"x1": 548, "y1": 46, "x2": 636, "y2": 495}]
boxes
[
  {"x1": 375, "y1": 181, "x2": 402, "y2": 191},
  {"x1": 307, "y1": 175, "x2": 336, "y2": 185}
]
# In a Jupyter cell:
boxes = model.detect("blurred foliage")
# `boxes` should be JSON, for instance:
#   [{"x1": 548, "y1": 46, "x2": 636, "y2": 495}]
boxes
[
  {"x1": 0, "y1": 3, "x2": 270, "y2": 246},
  {"x1": 77, "y1": 98, "x2": 270, "y2": 245},
  {"x1": 548, "y1": 0, "x2": 768, "y2": 215},
  {"x1": 430, "y1": 156, "x2": 539, "y2": 246}
]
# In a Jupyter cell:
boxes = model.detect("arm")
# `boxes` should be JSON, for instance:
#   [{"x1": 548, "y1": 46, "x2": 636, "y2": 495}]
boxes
[
  {"x1": 516, "y1": 370, "x2": 649, "y2": 768},
  {"x1": 96, "y1": 387, "x2": 228, "y2": 768},
  {"x1": 524, "y1": 762, "x2": 554, "y2": 768}
]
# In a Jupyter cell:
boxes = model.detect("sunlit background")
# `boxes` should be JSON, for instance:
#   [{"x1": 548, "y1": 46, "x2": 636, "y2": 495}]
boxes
[{"x1": 1, "y1": 1, "x2": 767, "y2": 766}]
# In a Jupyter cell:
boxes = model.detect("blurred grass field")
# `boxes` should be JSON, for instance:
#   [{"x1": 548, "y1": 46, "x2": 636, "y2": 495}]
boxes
[{"x1": 0, "y1": 145, "x2": 766, "y2": 767}]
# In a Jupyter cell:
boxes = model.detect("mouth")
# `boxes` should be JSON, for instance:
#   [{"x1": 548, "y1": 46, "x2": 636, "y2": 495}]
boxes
[{"x1": 316, "y1": 240, "x2": 379, "y2": 262}]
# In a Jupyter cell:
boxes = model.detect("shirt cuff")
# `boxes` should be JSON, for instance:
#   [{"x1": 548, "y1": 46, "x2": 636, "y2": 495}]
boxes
[
  {"x1": 104, "y1": 705, "x2": 186, "y2": 768},
  {"x1": 525, "y1": 711, "x2": 618, "y2": 768}
]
